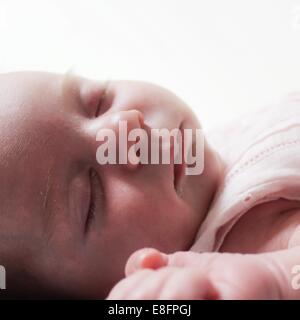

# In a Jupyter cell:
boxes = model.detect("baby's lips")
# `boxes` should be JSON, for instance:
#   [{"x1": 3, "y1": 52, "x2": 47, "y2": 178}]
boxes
[{"x1": 125, "y1": 248, "x2": 168, "y2": 276}]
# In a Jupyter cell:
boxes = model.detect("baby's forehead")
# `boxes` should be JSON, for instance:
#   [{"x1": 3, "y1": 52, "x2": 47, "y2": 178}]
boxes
[
  {"x1": 7, "y1": 70, "x2": 73, "y2": 95},
  {"x1": 0, "y1": 72, "x2": 69, "y2": 161},
  {"x1": 1, "y1": 70, "x2": 62, "y2": 86}
]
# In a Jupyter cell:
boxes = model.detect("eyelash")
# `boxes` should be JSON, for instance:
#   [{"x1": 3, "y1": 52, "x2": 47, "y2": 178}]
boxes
[
  {"x1": 85, "y1": 170, "x2": 97, "y2": 232},
  {"x1": 95, "y1": 83, "x2": 109, "y2": 118},
  {"x1": 95, "y1": 98, "x2": 102, "y2": 118}
]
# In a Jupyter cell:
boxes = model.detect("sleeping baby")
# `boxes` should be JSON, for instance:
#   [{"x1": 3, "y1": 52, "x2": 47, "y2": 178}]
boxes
[{"x1": 0, "y1": 71, "x2": 299, "y2": 299}]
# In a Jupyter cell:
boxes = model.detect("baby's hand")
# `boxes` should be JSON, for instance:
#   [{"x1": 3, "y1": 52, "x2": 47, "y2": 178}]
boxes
[
  {"x1": 107, "y1": 265, "x2": 218, "y2": 299},
  {"x1": 106, "y1": 249, "x2": 282, "y2": 299}
]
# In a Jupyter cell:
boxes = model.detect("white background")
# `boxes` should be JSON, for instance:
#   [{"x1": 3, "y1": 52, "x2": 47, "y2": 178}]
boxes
[{"x1": 1, "y1": 0, "x2": 300, "y2": 129}]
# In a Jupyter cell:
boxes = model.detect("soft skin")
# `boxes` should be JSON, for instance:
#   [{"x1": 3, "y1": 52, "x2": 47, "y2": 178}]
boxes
[
  {"x1": 108, "y1": 245, "x2": 300, "y2": 300},
  {"x1": 0, "y1": 72, "x2": 220, "y2": 298}
]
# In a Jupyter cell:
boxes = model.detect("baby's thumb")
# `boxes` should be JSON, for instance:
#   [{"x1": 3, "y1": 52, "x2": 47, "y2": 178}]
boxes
[{"x1": 125, "y1": 248, "x2": 168, "y2": 277}]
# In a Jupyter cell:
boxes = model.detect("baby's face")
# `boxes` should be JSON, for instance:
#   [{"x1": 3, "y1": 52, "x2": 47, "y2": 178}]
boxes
[{"x1": 0, "y1": 72, "x2": 219, "y2": 298}]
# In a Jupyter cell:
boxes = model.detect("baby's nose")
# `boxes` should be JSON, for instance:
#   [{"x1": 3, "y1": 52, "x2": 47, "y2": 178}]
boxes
[
  {"x1": 88, "y1": 109, "x2": 144, "y2": 168},
  {"x1": 95, "y1": 109, "x2": 144, "y2": 133},
  {"x1": 111, "y1": 109, "x2": 144, "y2": 135}
]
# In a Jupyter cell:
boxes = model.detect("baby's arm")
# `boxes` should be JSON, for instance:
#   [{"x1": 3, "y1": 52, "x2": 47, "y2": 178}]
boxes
[{"x1": 107, "y1": 244, "x2": 300, "y2": 299}]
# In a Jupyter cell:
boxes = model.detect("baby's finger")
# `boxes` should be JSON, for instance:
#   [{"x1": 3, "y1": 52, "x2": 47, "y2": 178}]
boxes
[
  {"x1": 167, "y1": 251, "x2": 222, "y2": 269},
  {"x1": 106, "y1": 269, "x2": 154, "y2": 299},
  {"x1": 158, "y1": 268, "x2": 219, "y2": 300},
  {"x1": 125, "y1": 248, "x2": 168, "y2": 276},
  {"x1": 127, "y1": 267, "x2": 179, "y2": 299}
]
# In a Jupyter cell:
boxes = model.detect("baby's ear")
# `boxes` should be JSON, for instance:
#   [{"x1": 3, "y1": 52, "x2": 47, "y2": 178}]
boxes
[{"x1": 125, "y1": 248, "x2": 168, "y2": 277}]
